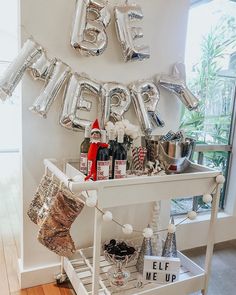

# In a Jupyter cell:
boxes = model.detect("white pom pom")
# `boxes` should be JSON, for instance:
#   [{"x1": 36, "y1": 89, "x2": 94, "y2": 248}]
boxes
[
  {"x1": 167, "y1": 223, "x2": 176, "y2": 233},
  {"x1": 143, "y1": 227, "x2": 153, "y2": 238},
  {"x1": 103, "y1": 211, "x2": 113, "y2": 222},
  {"x1": 216, "y1": 175, "x2": 225, "y2": 184},
  {"x1": 203, "y1": 194, "x2": 213, "y2": 204},
  {"x1": 86, "y1": 195, "x2": 97, "y2": 207},
  {"x1": 188, "y1": 211, "x2": 197, "y2": 220},
  {"x1": 122, "y1": 224, "x2": 133, "y2": 235}
]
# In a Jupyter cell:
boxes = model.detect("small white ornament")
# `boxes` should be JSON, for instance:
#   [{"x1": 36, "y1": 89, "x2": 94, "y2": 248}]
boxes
[
  {"x1": 203, "y1": 194, "x2": 213, "y2": 204},
  {"x1": 143, "y1": 227, "x2": 153, "y2": 238},
  {"x1": 103, "y1": 211, "x2": 113, "y2": 222},
  {"x1": 188, "y1": 211, "x2": 197, "y2": 220},
  {"x1": 216, "y1": 175, "x2": 225, "y2": 184},
  {"x1": 86, "y1": 195, "x2": 97, "y2": 207},
  {"x1": 122, "y1": 224, "x2": 133, "y2": 235},
  {"x1": 167, "y1": 223, "x2": 176, "y2": 233}
]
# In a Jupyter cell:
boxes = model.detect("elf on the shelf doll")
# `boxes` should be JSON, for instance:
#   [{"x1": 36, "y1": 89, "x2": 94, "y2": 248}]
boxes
[{"x1": 85, "y1": 119, "x2": 109, "y2": 181}]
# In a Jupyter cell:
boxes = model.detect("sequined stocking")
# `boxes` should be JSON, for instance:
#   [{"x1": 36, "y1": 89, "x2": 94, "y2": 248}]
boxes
[{"x1": 37, "y1": 187, "x2": 84, "y2": 257}]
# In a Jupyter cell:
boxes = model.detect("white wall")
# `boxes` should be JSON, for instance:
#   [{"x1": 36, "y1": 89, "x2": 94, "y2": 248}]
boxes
[{"x1": 19, "y1": 0, "x2": 190, "y2": 288}]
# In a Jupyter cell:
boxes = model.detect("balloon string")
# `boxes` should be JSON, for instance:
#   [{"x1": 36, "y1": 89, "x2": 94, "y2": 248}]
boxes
[
  {"x1": 82, "y1": 186, "x2": 216, "y2": 235},
  {"x1": 20, "y1": 25, "x2": 56, "y2": 59},
  {"x1": 21, "y1": 25, "x2": 34, "y2": 41}
]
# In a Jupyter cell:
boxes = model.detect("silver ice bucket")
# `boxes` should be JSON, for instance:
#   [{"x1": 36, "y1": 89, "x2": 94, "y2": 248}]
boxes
[{"x1": 158, "y1": 138, "x2": 195, "y2": 174}]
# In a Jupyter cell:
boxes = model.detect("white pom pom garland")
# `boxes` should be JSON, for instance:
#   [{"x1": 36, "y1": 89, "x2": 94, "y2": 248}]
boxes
[
  {"x1": 122, "y1": 224, "x2": 133, "y2": 235},
  {"x1": 203, "y1": 194, "x2": 213, "y2": 204},
  {"x1": 143, "y1": 227, "x2": 153, "y2": 238},
  {"x1": 86, "y1": 195, "x2": 97, "y2": 207},
  {"x1": 187, "y1": 211, "x2": 197, "y2": 220},
  {"x1": 103, "y1": 211, "x2": 113, "y2": 222},
  {"x1": 168, "y1": 223, "x2": 176, "y2": 233},
  {"x1": 216, "y1": 175, "x2": 225, "y2": 184}
]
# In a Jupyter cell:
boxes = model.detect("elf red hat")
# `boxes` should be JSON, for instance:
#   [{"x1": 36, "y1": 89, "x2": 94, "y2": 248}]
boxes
[{"x1": 91, "y1": 119, "x2": 101, "y2": 134}]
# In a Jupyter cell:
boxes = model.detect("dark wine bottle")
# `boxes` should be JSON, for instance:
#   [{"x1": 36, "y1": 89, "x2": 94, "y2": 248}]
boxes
[
  {"x1": 113, "y1": 130, "x2": 127, "y2": 179},
  {"x1": 79, "y1": 126, "x2": 91, "y2": 175},
  {"x1": 108, "y1": 129, "x2": 116, "y2": 179},
  {"x1": 97, "y1": 130, "x2": 110, "y2": 181}
]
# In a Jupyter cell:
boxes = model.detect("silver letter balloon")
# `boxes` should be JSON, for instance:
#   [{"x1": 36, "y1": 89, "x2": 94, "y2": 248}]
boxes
[
  {"x1": 30, "y1": 51, "x2": 54, "y2": 81},
  {"x1": 0, "y1": 38, "x2": 42, "y2": 101},
  {"x1": 60, "y1": 73, "x2": 101, "y2": 131},
  {"x1": 158, "y1": 63, "x2": 199, "y2": 111},
  {"x1": 71, "y1": 0, "x2": 111, "y2": 56},
  {"x1": 101, "y1": 82, "x2": 131, "y2": 123},
  {"x1": 29, "y1": 59, "x2": 71, "y2": 118},
  {"x1": 129, "y1": 80, "x2": 164, "y2": 135},
  {"x1": 114, "y1": 3, "x2": 150, "y2": 62}
]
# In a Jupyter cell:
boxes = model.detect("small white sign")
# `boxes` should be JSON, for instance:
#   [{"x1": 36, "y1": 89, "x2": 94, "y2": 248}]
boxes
[{"x1": 143, "y1": 256, "x2": 181, "y2": 284}]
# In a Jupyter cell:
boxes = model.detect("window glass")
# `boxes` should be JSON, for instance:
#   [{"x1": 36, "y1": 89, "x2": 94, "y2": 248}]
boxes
[{"x1": 172, "y1": 0, "x2": 236, "y2": 215}]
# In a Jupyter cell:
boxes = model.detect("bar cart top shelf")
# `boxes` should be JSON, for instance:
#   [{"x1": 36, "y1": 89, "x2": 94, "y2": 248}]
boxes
[{"x1": 64, "y1": 160, "x2": 221, "y2": 209}]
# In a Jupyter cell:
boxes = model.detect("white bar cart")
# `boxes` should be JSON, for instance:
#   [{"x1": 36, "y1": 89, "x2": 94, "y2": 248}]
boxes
[{"x1": 43, "y1": 159, "x2": 222, "y2": 295}]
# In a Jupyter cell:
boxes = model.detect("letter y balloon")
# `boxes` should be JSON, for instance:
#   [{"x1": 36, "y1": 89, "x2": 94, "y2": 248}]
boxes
[{"x1": 158, "y1": 63, "x2": 199, "y2": 111}]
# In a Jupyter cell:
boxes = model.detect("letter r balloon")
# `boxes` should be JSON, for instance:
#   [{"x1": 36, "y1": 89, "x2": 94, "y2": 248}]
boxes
[{"x1": 129, "y1": 80, "x2": 164, "y2": 135}]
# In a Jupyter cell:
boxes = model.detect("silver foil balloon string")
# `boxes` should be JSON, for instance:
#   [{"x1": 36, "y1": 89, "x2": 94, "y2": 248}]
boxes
[
  {"x1": 30, "y1": 51, "x2": 54, "y2": 81},
  {"x1": 60, "y1": 73, "x2": 101, "y2": 131},
  {"x1": 71, "y1": 0, "x2": 111, "y2": 56},
  {"x1": 129, "y1": 80, "x2": 164, "y2": 135},
  {"x1": 162, "y1": 217, "x2": 177, "y2": 258},
  {"x1": 114, "y1": 3, "x2": 150, "y2": 62},
  {"x1": 101, "y1": 82, "x2": 131, "y2": 123},
  {"x1": 0, "y1": 38, "x2": 43, "y2": 101},
  {"x1": 29, "y1": 59, "x2": 71, "y2": 118}
]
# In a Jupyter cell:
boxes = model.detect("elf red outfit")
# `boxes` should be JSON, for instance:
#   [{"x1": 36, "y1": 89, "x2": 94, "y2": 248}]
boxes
[{"x1": 85, "y1": 119, "x2": 108, "y2": 181}]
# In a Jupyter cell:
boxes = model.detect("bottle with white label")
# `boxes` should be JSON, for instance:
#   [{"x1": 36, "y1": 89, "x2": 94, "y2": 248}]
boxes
[
  {"x1": 113, "y1": 130, "x2": 127, "y2": 179},
  {"x1": 108, "y1": 129, "x2": 116, "y2": 179},
  {"x1": 96, "y1": 130, "x2": 110, "y2": 181},
  {"x1": 79, "y1": 125, "x2": 91, "y2": 175}
]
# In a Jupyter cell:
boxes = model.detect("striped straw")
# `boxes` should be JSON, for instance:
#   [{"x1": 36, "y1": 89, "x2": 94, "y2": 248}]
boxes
[
  {"x1": 132, "y1": 147, "x2": 141, "y2": 171},
  {"x1": 138, "y1": 147, "x2": 147, "y2": 170}
]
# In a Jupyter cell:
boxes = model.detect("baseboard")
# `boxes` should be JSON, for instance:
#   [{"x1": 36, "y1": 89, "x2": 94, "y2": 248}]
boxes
[{"x1": 18, "y1": 258, "x2": 61, "y2": 289}]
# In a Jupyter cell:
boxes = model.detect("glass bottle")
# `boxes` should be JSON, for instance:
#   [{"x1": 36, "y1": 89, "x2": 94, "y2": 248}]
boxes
[
  {"x1": 113, "y1": 130, "x2": 127, "y2": 179},
  {"x1": 108, "y1": 129, "x2": 116, "y2": 179},
  {"x1": 79, "y1": 126, "x2": 90, "y2": 175},
  {"x1": 96, "y1": 130, "x2": 110, "y2": 181}
]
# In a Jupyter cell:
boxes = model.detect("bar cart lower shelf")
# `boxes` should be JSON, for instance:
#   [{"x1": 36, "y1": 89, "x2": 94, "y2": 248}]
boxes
[
  {"x1": 63, "y1": 246, "x2": 205, "y2": 295},
  {"x1": 43, "y1": 159, "x2": 222, "y2": 295}
]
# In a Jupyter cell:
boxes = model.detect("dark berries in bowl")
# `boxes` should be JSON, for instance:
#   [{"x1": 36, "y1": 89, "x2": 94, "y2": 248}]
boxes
[{"x1": 104, "y1": 240, "x2": 137, "y2": 259}]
